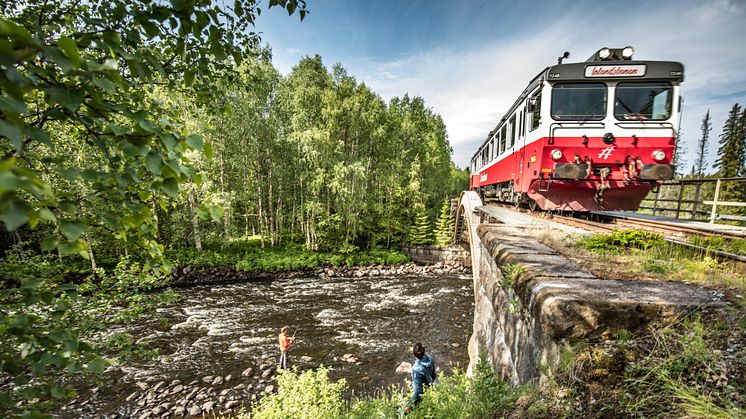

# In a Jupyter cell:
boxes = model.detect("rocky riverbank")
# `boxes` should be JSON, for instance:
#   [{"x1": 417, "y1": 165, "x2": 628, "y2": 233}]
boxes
[
  {"x1": 61, "y1": 359, "x2": 283, "y2": 418},
  {"x1": 169, "y1": 261, "x2": 470, "y2": 287}
]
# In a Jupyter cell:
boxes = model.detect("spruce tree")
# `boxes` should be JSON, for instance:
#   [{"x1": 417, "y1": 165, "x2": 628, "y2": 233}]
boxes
[
  {"x1": 714, "y1": 103, "x2": 744, "y2": 178},
  {"x1": 695, "y1": 110, "x2": 712, "y2": 177},
  {"x1": 435, "y1": 197, "x2": 454, "y2": 246},
  {"x1": 408, "y1": 207, "x2": 434, "y2": 245}
]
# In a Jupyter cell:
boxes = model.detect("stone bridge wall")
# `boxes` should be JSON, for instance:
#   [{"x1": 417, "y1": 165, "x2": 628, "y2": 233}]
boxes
[
  {"x1": 402, "y1": 245, "x2": 471, "y2": 267},
  {"x1": 466, "y1": 223, "x2": 722, "y2": 386}
]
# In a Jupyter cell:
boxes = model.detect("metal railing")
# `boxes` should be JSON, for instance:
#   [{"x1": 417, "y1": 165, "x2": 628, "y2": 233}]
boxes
[{"x1": 639, "y1": 177, "x2": 746, "y2": 223}]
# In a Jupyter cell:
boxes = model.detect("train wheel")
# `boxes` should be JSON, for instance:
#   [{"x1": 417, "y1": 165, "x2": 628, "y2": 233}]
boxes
[{"x1": 528, "y1": 199, "x2": 538, "y2": 212}]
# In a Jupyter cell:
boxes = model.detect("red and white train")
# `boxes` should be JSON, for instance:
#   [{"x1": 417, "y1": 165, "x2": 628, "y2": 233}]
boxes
[{"x1": 469, "y1": 47, "x2": 684, "y2": 211}]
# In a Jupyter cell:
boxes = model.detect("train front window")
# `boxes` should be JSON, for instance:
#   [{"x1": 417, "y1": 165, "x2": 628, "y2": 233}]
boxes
[
  {"x1": 615, "y1": 82, "x2": 673, "y2": 121},
  {"x1": 551, "y1": 83, "x2": 607, "y2": 121}
]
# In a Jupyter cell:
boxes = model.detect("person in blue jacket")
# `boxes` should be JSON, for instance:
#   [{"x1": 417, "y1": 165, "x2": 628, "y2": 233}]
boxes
[{"x1": 405, "y1": 342, "x2": 437, "y2": 413}]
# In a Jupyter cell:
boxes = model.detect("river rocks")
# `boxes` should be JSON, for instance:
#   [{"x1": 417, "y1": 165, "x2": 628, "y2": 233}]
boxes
[
  {"x1": 395, "y1": 361, "x2": 412, "y2": 374},
  {"x1": 202, "y1": 375, "x2": 214, "y2": 383},
  {"x1": 126, "y1": 391, "x2": 139, "y2": 401},
  {"x1": 188, "y1": 404, "x2": 202, "y2": 416},
  {"x1": 135, "y1": 381, "x2": 149, "y2": 391},
  {"x1": 225, "y1": 400, "x2": 241, "y2": 409},
  {"x1": 151, "y1": 381, "x2": 165, "y2": 392},
  {"x1": 265, "y1": 385, "x2": 275, "y2": 394},
  {"x1": 300, "y1": 355, "x2": 312, "y2": 362},
  {"x1": 261, "y1": 368, "x2": 273, "y2": 378},
  {"x1": 341, "y1": 353, "x2": 358, "y2": 363},
  {"x1": 202, "y1": 401, "x2": 215, "y2": 411},
  {"x1": 173, "y1": 406, "x2": 185, "y2": 416},
  {"x1": 211, "y1": 376, "x2": 223, "y2": 385},
  {"x1": 169, "y1": 260, "x2": 470, "y2": 287},
  {"x1": 241, "y1": 367, "x2": 253, "y2": 377},
  {"x1": 225, "y1": 374, "x2": 232, "y2": 382},
  {"x1": 171, "y1": 384, "x2": 183, "y2": 394}
]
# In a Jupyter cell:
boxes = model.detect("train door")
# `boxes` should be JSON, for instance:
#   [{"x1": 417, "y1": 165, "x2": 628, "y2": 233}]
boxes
[
  {"x1": 519, "y1": 91, "x2": 541, "y2": 194},
  {"x1": 514, "y1": 102, "x2": 528, "y2": 195}
]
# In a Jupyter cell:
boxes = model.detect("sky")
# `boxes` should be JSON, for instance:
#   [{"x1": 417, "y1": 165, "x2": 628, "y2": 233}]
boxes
[{"x1": 254, "y1": 0, "x2": 746, "y2": 171}]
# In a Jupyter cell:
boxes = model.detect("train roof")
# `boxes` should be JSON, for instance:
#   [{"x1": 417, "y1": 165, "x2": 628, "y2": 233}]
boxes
[{"x1": 471, "y1": 57, "x2": 684, "y2": 161}]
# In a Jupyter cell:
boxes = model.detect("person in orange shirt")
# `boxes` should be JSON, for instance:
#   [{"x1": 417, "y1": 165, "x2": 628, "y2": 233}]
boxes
[{"x1": 278, "y1": 326, "x2": 294, "y2": 369}]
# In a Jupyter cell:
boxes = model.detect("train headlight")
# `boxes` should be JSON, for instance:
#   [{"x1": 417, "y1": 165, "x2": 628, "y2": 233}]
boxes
[
  {"x1": 622, "y1": 46, "x2": 635, "y2": 59},
  {"x1": 652, "y1": 150, "x2": 666, "y2": 162},
  {"x1": 598, "y1": 48, "x2": 611, "y2": 59},
  {"x1": 551, "y1": 149, "x2": 563, "y2": 160}
]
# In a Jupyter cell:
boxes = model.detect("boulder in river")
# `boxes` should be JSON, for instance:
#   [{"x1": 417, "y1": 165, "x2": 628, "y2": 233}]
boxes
[
  {"x1": 395, "y1": 361, "x2": 412, "y2": 374},
  {"x1": 202, "y1": 401, "x2": 215, "y2": 411}
]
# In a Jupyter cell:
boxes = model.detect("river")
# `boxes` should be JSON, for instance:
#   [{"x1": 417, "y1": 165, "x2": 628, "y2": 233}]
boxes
[{"x1": 68, "y1": 272, "x2": 474, "y2": 417}]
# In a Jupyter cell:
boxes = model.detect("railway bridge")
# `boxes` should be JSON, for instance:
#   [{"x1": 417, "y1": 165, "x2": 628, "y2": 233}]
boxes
[{"x1": 451, "y1": 191, "x2": 725, "y2": 385}]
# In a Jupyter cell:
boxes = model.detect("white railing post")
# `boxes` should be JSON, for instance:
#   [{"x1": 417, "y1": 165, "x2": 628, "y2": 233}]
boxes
[{"x1": 710, "y1": 179, "x2": 722, "y2": 224}]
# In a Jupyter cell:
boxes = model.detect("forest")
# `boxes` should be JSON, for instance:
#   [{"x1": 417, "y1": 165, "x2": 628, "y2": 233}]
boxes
[{"x1": 0, "y1": 0, "x2": 466, "y2": 415}]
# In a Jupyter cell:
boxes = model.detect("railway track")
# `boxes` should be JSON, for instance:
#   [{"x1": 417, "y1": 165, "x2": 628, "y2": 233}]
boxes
[{"x1": 482, "y1": 201, "x2": 746, "y2": 264}]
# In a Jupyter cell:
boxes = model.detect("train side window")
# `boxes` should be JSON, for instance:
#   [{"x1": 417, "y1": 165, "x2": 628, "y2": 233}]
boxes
[
  {"x1": 499, "y1": 126, "x2": 507, "y2": 154},
  {"x1": 508, "y1": 115, "x2": 516, "y2": 148},
  {"x1": 528, "y1": 94, "x2": 542, "y2": 131}
]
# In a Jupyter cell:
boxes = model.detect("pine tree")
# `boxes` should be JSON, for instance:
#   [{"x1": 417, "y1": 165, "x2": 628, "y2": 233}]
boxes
[
  {"x1": 434, "y1": 197, "x2": 454, "y2": 246},
  {"x1": 695, "y1": 110, "x2": 712, "y2": 177},
  {"x1": 714, "y1": 103, "x2": 744, "y2": 178},
  {"x1": 408, "y1": 207, "x2": 434, "y2": 245}
]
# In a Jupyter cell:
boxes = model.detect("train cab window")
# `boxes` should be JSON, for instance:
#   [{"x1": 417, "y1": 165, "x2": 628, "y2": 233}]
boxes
[
  {"x1": 508, "y1": 115, "x2": 516, "y2": 148},
  {"x1": 614, "y1": 82, "x2": 673, "y2": 120},
  {"x1": 551, "y1": 83, "x2": 607, "y2": 121},
  {"x1": 528, "y1": 93, "x2": 541, "y2": 131}
]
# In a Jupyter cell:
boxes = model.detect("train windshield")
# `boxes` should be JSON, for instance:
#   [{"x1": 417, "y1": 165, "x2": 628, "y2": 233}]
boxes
[
  {"x1": 614, "y1": 82, "x2": 673, "y2": 120},
  {"x1": 551, "y1": 83, "x2": 607, "y2": 121}
]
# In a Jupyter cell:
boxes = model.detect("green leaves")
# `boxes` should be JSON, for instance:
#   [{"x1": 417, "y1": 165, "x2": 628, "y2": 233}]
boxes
[
  {"x1": 57, "y1": 36, "x2": 80, "y2": 67},
  {"x1": 59, "y1": 219, "x2": 86, "y2": 241},
  {"x1": 48, "y1": 87, "x2": 85, "y2": 112},
  {"x1": 184, "y1": 134, "x2": 203, "y2": 151}
]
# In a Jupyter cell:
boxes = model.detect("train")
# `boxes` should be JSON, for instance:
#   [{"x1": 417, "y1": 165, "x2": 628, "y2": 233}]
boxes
[{"x1": 469, "y1": 46, "x2": 684, "y2": 211}]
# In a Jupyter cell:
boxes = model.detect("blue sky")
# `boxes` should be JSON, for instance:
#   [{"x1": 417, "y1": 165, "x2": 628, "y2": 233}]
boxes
[{"x1": 255, "y1": 0, "x2": 746, "y2": 171}]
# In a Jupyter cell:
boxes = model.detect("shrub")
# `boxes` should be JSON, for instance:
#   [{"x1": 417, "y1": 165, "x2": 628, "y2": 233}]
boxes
[
  {"x1": 578, "y1": 230, "x2": 665, "y2": 251},
  {"x1": 251, "y1": 367, "x2": 346, "y2": 419}
]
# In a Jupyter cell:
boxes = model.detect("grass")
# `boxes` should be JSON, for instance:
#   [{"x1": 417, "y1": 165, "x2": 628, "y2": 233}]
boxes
[
  {"x1": 539, "y1": 229, "x2": 746, "y2": 292},
  {"x1": 167, "y1": 239, "x2": 411, "y2": 273}
]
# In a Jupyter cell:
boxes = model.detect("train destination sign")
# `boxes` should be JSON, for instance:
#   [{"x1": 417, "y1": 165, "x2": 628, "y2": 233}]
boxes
[{"x1": 584, "y1": 64, "x2": 646, "y2": 77}]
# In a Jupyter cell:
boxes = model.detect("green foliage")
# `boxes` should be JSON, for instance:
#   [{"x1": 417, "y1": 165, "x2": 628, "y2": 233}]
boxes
[
  {"x1": 168, "y1": 240, "x2": 410, "y2": 272},
  {"x1": 412, "y1": 356, "x2": 521, "y2": 419},
  {"x1": 434, "y1": 197, "x2": 454, "y2": 246},
  {"x1": 408, "y1": 207, "x2": 434, "y2": 245},
  {"x1": 689, "y1": 235, "x2": 746, "y2": 256},
  {"x1": 251, "y1": 367, "x2": 347, "y2": 419},
  {"x1": 578, "y1": 229, "x2": 665, "y2": 251},
  {"x1": 241, "y1": 356, "x2": 521, "y2": 419},
  {"x1": 499, "y1": 263, "x2": 526, "y2": 287}
]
